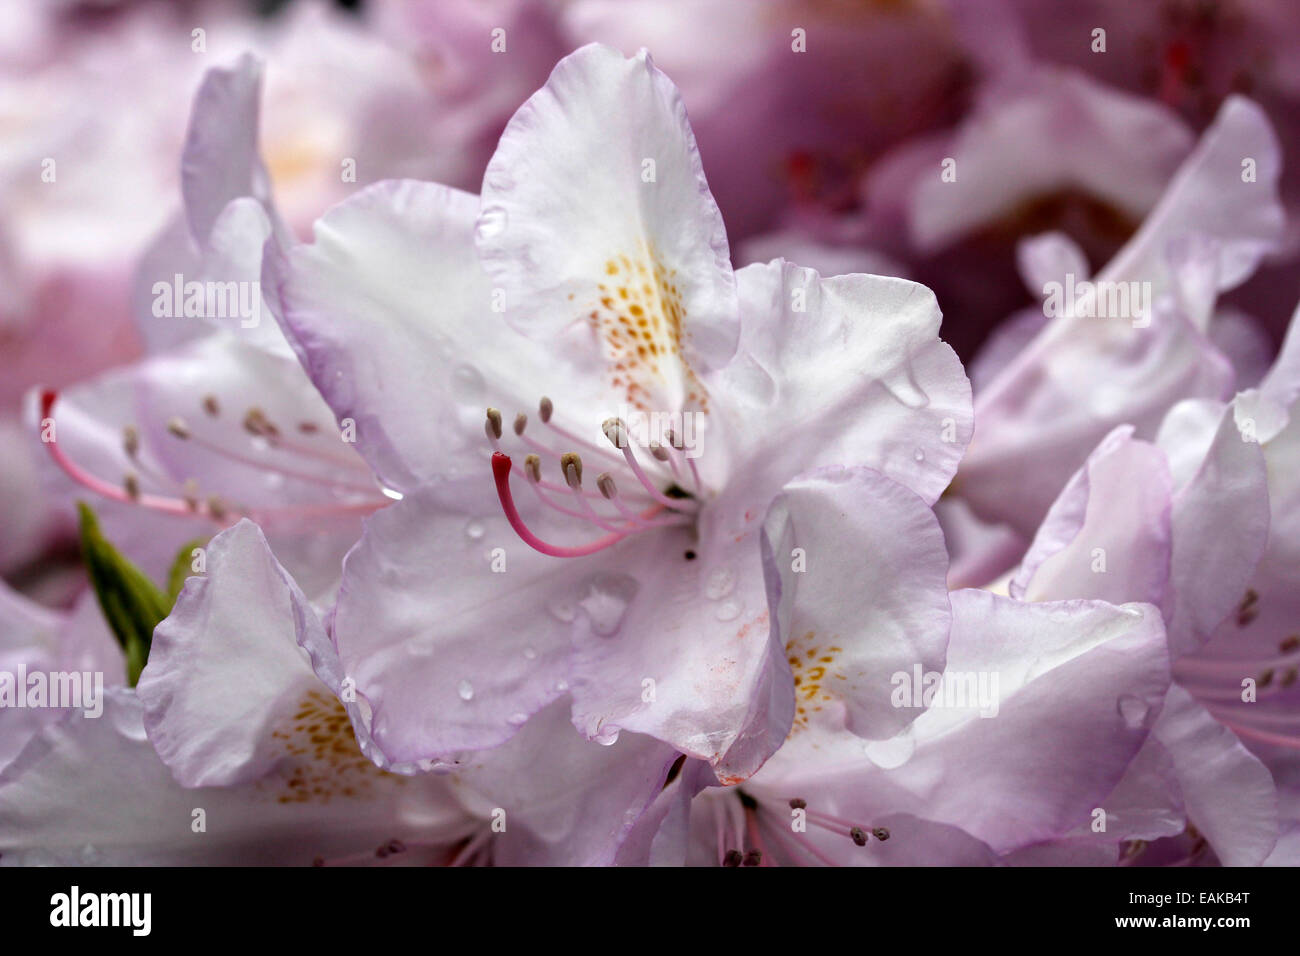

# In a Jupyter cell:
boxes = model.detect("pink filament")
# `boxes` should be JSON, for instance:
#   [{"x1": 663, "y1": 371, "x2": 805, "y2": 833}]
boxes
[{"x1": 492, "y1": 453, "x2": 663, "y2": 558}]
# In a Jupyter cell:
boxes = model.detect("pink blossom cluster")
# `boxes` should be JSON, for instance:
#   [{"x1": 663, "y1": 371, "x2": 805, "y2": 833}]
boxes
[{"x1": 2, "y1": 0, "x2": 1300, "y2": 868}]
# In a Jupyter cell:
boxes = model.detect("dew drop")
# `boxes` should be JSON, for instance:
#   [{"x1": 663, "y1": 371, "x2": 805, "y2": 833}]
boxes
[
  {"x1": 555, "y1": 679, "x2": 570, "y2": 693},
  {"x1": 457, "y1": 679, "x2": 474, "y2": 701},
  {"x1": 547, "y1": 599, "x2": 577, "y2": 623},
  {"x1": 508, "y1": 712, "x2": 529, "y2": 727},
  {"x1": 715, "y1": 601, "x2": 741, "y2": 622},
  {"x1": 464, "y1": 519, "x2": 485, "y2": 541},
  {"x1": 451, "y1": 365, "x2": 486, "y2": 406},
  {"x1": 523, "y1": 645, "x2": 538, "y2": 660},
  {"x1": 580, "y1": 572, "x2": 639, "y2": 637},
  {"x1": 913, "y1": 448, "x2": 925, "y2": 462},
  {"x1": 1117, "y1": 694, "x2": 1150, "y2": 729},
  {"x1": 476, "y1": 204, "x2": 508, "y2": 241},
  {"x1": 863, "y1": 729, "x2": 916, "y2": 769},
  {"x1": 881, "y1": 365, "x2": 930, "y2": 409},
  {"x1": 704, "y1": 566, "x2": 737, "y2": 600}
]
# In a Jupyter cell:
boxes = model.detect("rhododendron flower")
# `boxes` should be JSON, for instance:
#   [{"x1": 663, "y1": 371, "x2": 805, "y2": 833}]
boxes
[
  {"x1": 625, "y1": 588, "x2": 1172, "y2": 866},
  {"x1": 265, "y1": 44, "x2": 972, "y2": 783},
  {"x1": 955, "y1": 94, "x2": 1284, "y2": 536}
]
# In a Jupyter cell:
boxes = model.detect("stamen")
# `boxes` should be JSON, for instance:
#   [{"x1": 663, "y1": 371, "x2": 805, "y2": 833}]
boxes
[
  {"x1": 40, "y1": 391, "x2": 213, "y2": 519},
  {"x1": 514, "y1": 413, "x2": 527, "y2": 436},
  {"x1": 40, "y1": 391, "x2": 386, "y2": 527},
  {"x1": 492, "y1": 453, "x2": 669, "y2": 558},
  {"x1": 538, "y1": 396, "x2": 553, "y2": 423},
  {"x1": 561, "y1": 452, "x2": 583, "y2": 489},
  {"x1": 243, "y1": 407, "x2": 279, "y2": 439},
  {"x1": 164, "y1": 418, "x2": 381, "y2": 494},
  {"x1": 122, "y1": 426, "x2": 140, "y2": 459},
  {"x1": 664, "y1": 429, "x2": 704, "y2": 495},
  {"x1": 202, "y1": 394, "x2": 221, "y2": 417},
  {"x1": 485, "y1": 408, "x2": 503, "y2": 440},
  {"x1": 603, "y1": 418, "x2": 697, "y2": 512},
  {"x1": 595, "y1": 471, "x2": 678, "y2": 530}
]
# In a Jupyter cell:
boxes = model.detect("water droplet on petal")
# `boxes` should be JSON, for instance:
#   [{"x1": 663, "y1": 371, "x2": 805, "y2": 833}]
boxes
[
  {"x1": 704, "y1": 566, "x2": 737, "y2": 600},
  {"x1": 457, "y1": 679, "x2": 474, "y2": 701},
  {"x1": 863, "y1": 728, "x2": 916, "y2": 769},
  {"x1": 715, "y1": 601, "x2": 741, "y2": 621},
  {"x1": 508, "y1": 712, "x2": 529, "y2": 727},
  {"x1": 881, "y1": 364, "x2": 930, "y2": 409},
  {"x1": 555, "y1": 679, "x2": 570, "y2": 693},
  {"x1": 913, "y1": 448, "x2": 925, "y2": 462},
  {"x1": 1117, "y1": 695, "x2": 1150, "y2": 728},
  {"x1": 580, "y1": 573, "x2": 639, "y2": 637},
  {"x1": 464, "y1": 519, "x2": 485, "y2": 540},
  {"x1": 522, "y1": 645, "x2": 538, "y2": 660},
  {"x1": 476, "y1": 204, "x2": 508, "y2": 241},
  {"x1": 547, "y1": 599, "x2": 576, "y2": 623},
  {"x1": 451, "y1": 365, "x2": 486, "y2": 406}
]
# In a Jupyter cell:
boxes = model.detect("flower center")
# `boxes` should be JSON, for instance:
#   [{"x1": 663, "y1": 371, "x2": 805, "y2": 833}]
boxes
[
  {"x1": 713, "y1": 790, "x2": 891, "y2": 867},
  {"x1": 485, "y1": 397, "x2": 701, "y2": 558}
]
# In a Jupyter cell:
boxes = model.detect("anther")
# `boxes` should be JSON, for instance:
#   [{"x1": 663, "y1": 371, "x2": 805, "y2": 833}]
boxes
[
  {"x1": 850, "y1": 827, "x2": 868, "y2": 847},
  {"x1": 561, "y1": 452, "x2": 583, "y2": 489},
  {"x1": 742, "y1": 849, "x2": 762, "y2": 867},
  {"x1": 485, "y1": 408, "x2": 503, "y2": 440},
  {"x1": 122, "y1": 426, "x2": 140, "y2": 458},
  {"x1": 202, "y1": 394, "x2": 220, "y2": 417},
  {"x1": 524, "y1": 454, "x2": 542, "y2": 483},
  {"x1": 538, "y1": 396, "x2": 553, "y2": 423},
  {"x1": 872, "y1": 827, "x2": 890, "y2": 842},
  {"x1": 597, "y1": 473, "x2": 617, "y2": 499},
  {"x1": 602, "y1": 417, "x2": 628, "y2": 449},
  {"x1": 166, "y1": 417, "x2": 191, "y2": 440},
  {"x1": 207, "y1": 496, "x2": 228, "y2": 520},
  {"x1": 722, "y1": 849, "x2": 743, "y2": 867},
  {"x1": 513, "y1": 413, "x2": 527, "y2": 436},
  {"x1": 789, "y1": 798, "x2": 807, "y2": 810},
  {"x1": 649, "y1": 442, "x2": 670, "y2": 462},
  {"x1": 243, "y1": 407, "x2": 278, "y2": 438},
  {"x1": 124, "y1": 473, "x2": 140, "y2": 501}
]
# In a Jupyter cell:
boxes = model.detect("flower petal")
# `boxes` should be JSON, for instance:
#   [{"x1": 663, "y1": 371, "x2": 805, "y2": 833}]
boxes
[
  {"x1": 1152, "y1": 685, "x2": 1278, "y2": 867},
  {"x1": 1011, "y1": 426, "x2": 1173, "y2": 609},
  {"x1": 707, "y1": 260, "x2": 972, "y2": 507},
  {"x1": 476, "y1": 44, "x2": 740, "y2": 412},
  {"x1": 0, "y1": 690, "x2": 472, "y2": 865},
  {"x1": 763, "y1": 466, "x2": 952, "y2": 741},
  {"x1": 327, "y1": 486, "x2": 577, "y2": 765},
  {"x1": 138, "y1": 520, "x2": 322, "y2": 787}
]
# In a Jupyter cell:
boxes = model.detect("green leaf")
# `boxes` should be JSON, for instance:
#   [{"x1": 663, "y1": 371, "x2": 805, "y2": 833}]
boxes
[
  {"x1": 166, "y1": 538, "x2": 208, "y2": 604},
  {"x1": 77, "y1": 502, "x2": 173, "y2": 687}
]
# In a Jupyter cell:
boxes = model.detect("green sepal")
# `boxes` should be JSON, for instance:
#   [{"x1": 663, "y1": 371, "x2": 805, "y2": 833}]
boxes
[
  {"x1": 166, "y1": 538, "x2": 208, "y2": 604},
  {"x1": 77, "y1": 502, "x2": 173, "y2": 687}
]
